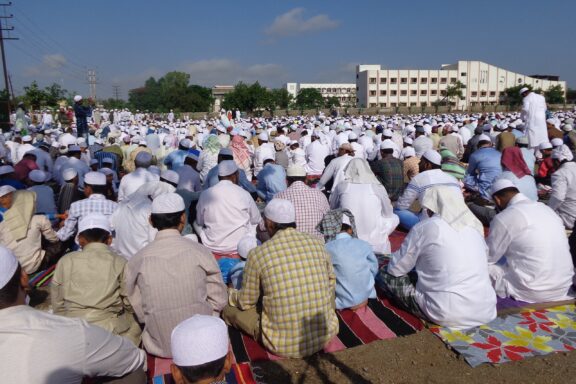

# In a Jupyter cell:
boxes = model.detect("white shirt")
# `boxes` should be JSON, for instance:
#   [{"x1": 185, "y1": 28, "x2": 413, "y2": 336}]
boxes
[
  {"x1": 548, "y1": 161, "x2": 576, "y2": 229},
  {"x1": 0, "y1": 305, "x2": 145, "y2": 384},
  {"x1": 388, "y1": 216, "x2": 497, "y2": 329},
  {"x1": 487, "y1": 194, "x2": 574, "y2": 303},
  {"x1": 110, "y1": 196, "x2": 157, "y2": 260},
  {"x1": 521, "y1": 92, "x2": 548, "y2": 148},
  {"x1": 59, "y1": 133, "x2": 77, "y2": 148},
  {"x1": 253, "y1": 142, "x2": 276, "y2": 177},
  {"x1": 288, "y1": 147, "x2": 307, "y2": 168},
  {"x1": 117, "y1": 168, "x2": 159, "y2": 201},
  {"x1": 330, "y1": 182, "x2": 399, "y2": 254},
  {"x1": 350, "y1": 142, "x2": 366, "y2": 159},
  {"x1": 316, "y1": 154, "x2": 353, "y2": 191},
  {"x1": 304, "y1": 140, "x2": 329, "y2": 176},
  {"x1": 16, "y1": 143, "x2": 35, "y2": 163},
  {"x1": 195, "y1": 180, "x2": 261, "y2": 253},
  {"x1": 413, "y1": 135, "x2": 433, "y2": 158}
]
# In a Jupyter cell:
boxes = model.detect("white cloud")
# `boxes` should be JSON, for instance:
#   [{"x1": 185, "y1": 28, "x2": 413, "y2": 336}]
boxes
[
  {"x1": 43, "y1": 54, "x2": 67, "y2": 69},
  {"x1": 265, "y1": 8, "x2": 339, "y2": 38}
]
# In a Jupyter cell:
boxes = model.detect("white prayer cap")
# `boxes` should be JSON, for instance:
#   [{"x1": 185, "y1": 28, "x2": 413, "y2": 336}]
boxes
[
  {"x1": 552, "y1": 149, "x2": 567, "y2": 161},
  {"x1": 551, "y1": 138, "x2": 564, "y2": 147},
  {"x1": 491, "y1": 178, "x2": 517, "y2": 196},
  {"x1": 403, "y1": 147, "x2": 416, "y2": 158},
  {"x1": 84, "y1": 171, "x2": 106, "y2": 186},
  {"x1": 90, "y1": 159, "x2": 99, "y2": 166},
  {"x1": 339, "y1": 143, "x2": 353, "y2": 152},
  {"x1": 76, "y1": 137, "x2": 86, "y2": 144},
  {"x1": 516, "y1": 136, "x2": 529, "y2": 145},
  {"x1": 380, "y1": 139, "x2": 395, "y2": 150},
  {"x1": 135, "y1": 151, "x2": 153, "y2": 165},
  {"x1": 519, "y1": 88, "x2": 529, "y2": 95},
  {"x1": 78, "y1": 213, "x2": 111, "y2": 234},
  {"x1": 264, "y1": 198, "x2": 295, "y2": 224},
  {"x1": 348, "y1": 132, "x2": 358, "y2": 140},
  {"x1": 74, "y1": 95, "x2": 83, "y2": 102},
  {"x1": 258, "y1": 132, "x2": 269, "y2": 141},
  {"x1": 148, "y1": 165, "x2": 161, "y2": 176},
  {"x1": 161, "y1": 170, "x2": 180, "y2": 185},
  {"x1": 422, "y1": 150, "x2": 442, "y2": 166},
  {"x1": 286, "y1": 165, "x2": 306, "y2": 177},
  {"x1": 180, "y1": 138, "x2": 192, "y2": 149},
  {"x1": 0, "y1": 165, "x2": 14, "y2": 176},
  {"x1": 383, "y1": 129, "x2": 393, "y2": 137},
  {"x1": 21, "y1": 135, "x2": 32, "y2": 142},
  {"x1": 29, "y1": 170, "x2": 47, "y2": 183},
  {"x1": 138, "y1": 140, "x2": 147, "y2": 146},
  {"x1": 0, "y1": 185, "x2": 16, "y2": 197},
  {"x1": 62, "y1": 168, "x2": 78, "y2": 181},
  {"x1": 151, "y1": 192, "x2": 185, "y2": 214},
  {"x1": 478, "y1": 134, "x2": 491, "y2": 142},
  {"x1": 218, "y1": 160, "x2": 238, "y2": 177},
  {"x1": 171, "y1": 315, "x2": 229, "y2": 367},
  {"x1": 68, "y1": 145, "x2": 81, "y2": 152},
  {"x1": 311, "y1": 130, "x2": 320, "y2": 138},
  {"x1": 0, "y1": 245, "x2": 19, "y2": 289},
  {"x1": 539, "y1": 142, "x2": 553, "y2": 150},
  {"x1": 404, "y1": 137, "x2": 413, "y2": 145},
  {"x1": 237, "y1": 236, "x2": 258, "y2": 260},
  {"x1": 102, "y1": 158, "x2": 114, "y2": 165},
  {"x1": 99, "y1": 168, "x2": 114, "y2": 176},
  {"x1": 563, "y1": 124, "x2": 573, "y2": 132}
]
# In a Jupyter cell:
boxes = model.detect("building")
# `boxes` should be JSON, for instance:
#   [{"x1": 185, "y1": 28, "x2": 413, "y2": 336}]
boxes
[
  {"x1": 285, "y1": 83, "x2": 357, "y2": 107},
  {"x1": 356, "y1": 61, "x2": 567, "y2": 110},
  {"x1": 211, "y1": 85, "x2": 235, "y2": 112}
]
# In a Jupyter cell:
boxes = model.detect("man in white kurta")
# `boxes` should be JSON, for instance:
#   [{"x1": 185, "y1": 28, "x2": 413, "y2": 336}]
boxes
[
  {"x1": 253, "y1": 133, "x2": 276, "y2": 177},
  {"x1": 520, "y1": 88, "x2": 548, "y2": 149},
  {"x1": 487, "y1": 179, "x2": 574, "y2": 303},
  {"x1": 548, "y1": 153, "x2": 576, "y2": 229},
  {"x1": 304, "y1": 134, "x2": 329, "y2": 176},
  {"x1": 117, "y1": 152, "x2": 159, "y2": 201},
  {"x1": 316, "y1": 143, "x2": 354, "y2": 191},
  {"x1": 195, "y1": 161, "x2": 261, "y2": 255}
]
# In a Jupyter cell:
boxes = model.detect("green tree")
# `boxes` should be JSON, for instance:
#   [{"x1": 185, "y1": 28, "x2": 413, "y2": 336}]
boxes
[
  {"x1": 222, "y1": 82, "x2": 270, "y2": 114},
  {"x1": 43, "y1": 83, "x2": 68, "y2": 107},
  {"x1": 23, "y1": 81, "x2": 47, "y2": 110},
  {"x1": 544, "y1": 84, "x2": 566, "y2": 104},
  {"x1": 270, "y1": 88, "x2": 293, "y2": 110},
  {"x1": 324, "y1": 96, "x2": 341, "y2": 109},
  {"x1": 295, "y1": 88, "x2": 324, "y2": 110},
  {"x1": 501, "y1": 84, "x2": 534, "y2": 106},
  {"x1": 445, "y1": 80, "x2": 466, "y2": 106},
  {"x1": 102, "y1": 98, "x2": 129, "y2": 110}
]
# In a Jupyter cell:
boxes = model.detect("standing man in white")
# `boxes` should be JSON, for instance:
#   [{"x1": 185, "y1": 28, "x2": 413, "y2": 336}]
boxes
[{"x1": 520, "y1": 87, "x2": 548, "y2": 149}]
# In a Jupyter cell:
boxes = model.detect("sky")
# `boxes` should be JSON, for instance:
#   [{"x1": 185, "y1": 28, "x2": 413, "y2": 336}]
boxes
[{"x1": 3, "y1": 0, "x2": 575, "y2": 99}]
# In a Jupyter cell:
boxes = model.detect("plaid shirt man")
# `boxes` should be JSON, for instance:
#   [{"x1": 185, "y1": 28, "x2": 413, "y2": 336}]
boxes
[
  {"x1": 229, "y1": 228, "x2": 339, "y2": 358},
  {"x1": 371, "y1": 157, "x2": 404, "y2": 201},
  {"x1": 275, "y1": 181, "x2": 330, "y2": 240},
  {"x1": 57, "y1": 194, "x2": 118, "y2": 241}
]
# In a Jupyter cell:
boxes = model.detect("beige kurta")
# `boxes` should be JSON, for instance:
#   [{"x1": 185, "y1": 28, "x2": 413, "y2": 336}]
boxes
[{"x1": 51, "y1": 242, "x2": 141, "y2": 346}]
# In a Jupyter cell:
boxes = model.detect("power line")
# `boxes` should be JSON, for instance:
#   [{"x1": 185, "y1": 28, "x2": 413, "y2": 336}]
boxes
[
  {"x1": 87, "y1": 69, "x2": 98, "y2": 99},
  {"x1": 0, "y1": 2, "x2": 17, "y2": 131},
  {"x1": 112, "y1": 84, "x2": 120, "y2": 100}
]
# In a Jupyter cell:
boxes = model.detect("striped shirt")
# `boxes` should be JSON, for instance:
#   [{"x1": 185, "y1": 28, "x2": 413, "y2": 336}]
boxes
[
  {"x1": 395, "y1": 169, "x2": 461, "y2": 211},
  {"x1": 229, "y1": 228, "x2": 339, "y2": 358}
]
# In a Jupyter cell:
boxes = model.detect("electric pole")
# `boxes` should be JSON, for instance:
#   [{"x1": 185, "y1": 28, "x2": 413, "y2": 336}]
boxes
[
  {"x1": 112, "y1": 84, "x2": 120, "y2": 101},
  {"x1": 0, "y1": 2, "x2": 17, "y2": 131},
  {"x1": 87, "y1": 69, "x2": 97, "y2": 100}
]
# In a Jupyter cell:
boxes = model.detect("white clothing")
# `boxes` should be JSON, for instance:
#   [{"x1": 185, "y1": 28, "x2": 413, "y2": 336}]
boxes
[
  {"x1": 253, "y1": 142, "x2": 275, "y2": 177},
  {"x1": 111, "y1": 196, "x2": 157, "y2": 260},
  {"x1": 304, "y1": 140, "x2": 329, "y2": 176},
  {"x1": 59, "y1": 133, "x2": 77, "y2": 148},
  {"x1": 288, "y1": 147, "x2": 307, "y2": 168},
  {"x1": 521, "y1": 92, "x2": 548, "y2": 149},
  {"x1": 316, "y1": 154, "x2": 353, "y2": 191},
  {"x1": 330, "y1": 182, "x2": 399, "y2": 254},
  {"x1": 117, "y1": 168, "x2": 159, "y2": 201},
  {"x1": 195, "y1": 180, "x2": 261, "y2": 254},
  {"x1": 548, "y1": 161, "x2": 576, "y2": 229},
  {"x1": 487, "y1": 194, "x2": 574, "y2": 303},
  {"x1": 350, "y1": 142, "x2": 366, "y2": 159},
  {"x1": 388, "y1": 216, "x2": 497, "y2": 329},
  {"x1": 413, "y1": 135, "x2": 433, "y2": 157},
  {"x1": 0, "y1": 305, "x2": 145, "y2": 384},
  {"x1": 396, "y1": 169, "x2": 461, "y2": 211},
  {"x1": 197, "y1": 150, "x2": 218, "y2": 182},
  {"x1": 16, "y1": 143, "x2": 35, "y2": 163}
]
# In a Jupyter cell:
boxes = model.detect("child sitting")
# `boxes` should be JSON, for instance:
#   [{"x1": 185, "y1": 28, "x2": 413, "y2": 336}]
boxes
[{"x1": 229, "y1": 236, "x2": 259, "y2": 289}]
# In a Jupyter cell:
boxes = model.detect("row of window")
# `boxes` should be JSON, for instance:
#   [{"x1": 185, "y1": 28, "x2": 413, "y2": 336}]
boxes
[
  {"x1": 368, "y1": 90, "x2": 499, "y2": 98},
  {"x1": 311, "y1": 88, "x2": 355, "y2": 93},
  {"x1": 367, "y1": 102, "x2": 456, "y2": 108},
  {"x1": 368, "y1": 77, "x2": 460, "y2": 85}
]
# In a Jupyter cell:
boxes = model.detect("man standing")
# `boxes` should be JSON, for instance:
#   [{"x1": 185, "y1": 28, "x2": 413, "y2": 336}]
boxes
[
  {"x1": 487, "y1": 179, "x2": 574, "y2": 303},
  {"x1": 125, "y1": 193, "x2": 227, "y2": 358},
  {"x1": 520, "y1": 87, "x2": 548, "y2": 149},
  {"x1": 223, "y1": 199, "x2": 339, "y2": 358},
  {"x1": 73, "y1": 95, "x2": 92, "y2": 143}
]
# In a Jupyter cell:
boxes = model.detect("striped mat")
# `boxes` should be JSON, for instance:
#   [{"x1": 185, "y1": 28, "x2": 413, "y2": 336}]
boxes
[
  {"x1": 229, "y1": 292, "x2": 423, "y2": 364},
  {"x1": 28, "y1": 265, "x2": 56, "y2": 288}
]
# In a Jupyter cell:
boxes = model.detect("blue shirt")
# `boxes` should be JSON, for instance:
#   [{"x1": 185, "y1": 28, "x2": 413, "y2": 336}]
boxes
[
  {"x1": 465, "y1": 147, "x2": 502, "y2": 200},
  {"x1": 496, "y1": 172, "x2": 538, "y2": 202},
  {"x1": 0, "y1": 179, "x2": 26, "y2": 190},
  {"x1": 163, "y1": 149, "x2": 189, "y2": 171},
  {"x1": 520, "y1": 148, "x2": 536, "y2": 175},
  {"x1": 256, "y1": 164, "x2": 287, "y2": 202},
  {"x1": 203, "y1": 166, "x2": 257, "y2": 194},
  {"x1": 229, "y1": 260, "x2": 246, "y2": 289},
  {"x1": 325, "y1": 233, "x2": 379, "y2": 310},
  {"x1": 28, "y1": 185, "x2": 57, "y2": 215}
]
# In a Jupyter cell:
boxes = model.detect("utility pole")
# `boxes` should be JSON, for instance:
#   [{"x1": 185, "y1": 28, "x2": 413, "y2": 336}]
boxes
[
  {"x1": 87, "y1": 69, "x2": 97, "y2": 100},
  {"x1": 112, "y1": 84, "x2": 120, "y2": 101},
  {"x1": 0, "y1": 2, "x2": 17, "y2": 131}
]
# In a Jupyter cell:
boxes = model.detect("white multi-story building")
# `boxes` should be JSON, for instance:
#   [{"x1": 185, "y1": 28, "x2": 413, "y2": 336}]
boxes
[
  {"x1": 356, "y1": 61, "x2": 567, "y2": 110},
  {"x1": 285, "y1": 82, "x2": 357, "y2": 107}
]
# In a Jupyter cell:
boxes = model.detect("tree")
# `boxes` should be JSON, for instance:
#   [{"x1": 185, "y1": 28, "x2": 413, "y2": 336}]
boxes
[
  {"x1": 501, "y1": 84, "x2": 542, "y2": 106},
  {"x1": 324, "y1": 96, "x2": 340, "y2": 109},
  {"x1": 445, "y1": 80, "x2": 466, "y2": 106},
  {"x1": 43, "y1": 83, "x2": 68, "y2": 107},
  {"x1": 567, "y1": 88, "x2": 576, "y2": 103},
  {"x1": 544, "y1": 84, "x2": 565, "y2": 104},
  {"x1": 295, "y1": 88, "x2": 324, "y2": 110},
  {"x1": 270, "y1": 88, "x2": 293, "y2": 110},
  {"x1": 102, "y1": 98, "x2": 129, "y2": 110},
  {"x1": 22, "y1": 81, "x2": 46, "y2": 110},
  {"x1": 222, "y1": 81, "x2": 270, "y2": 114}
]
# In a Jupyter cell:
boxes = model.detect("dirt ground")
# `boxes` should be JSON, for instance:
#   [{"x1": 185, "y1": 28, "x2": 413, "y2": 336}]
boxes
[{"x1": 253, "y1": 330, "x2": 576, "y2": 384}]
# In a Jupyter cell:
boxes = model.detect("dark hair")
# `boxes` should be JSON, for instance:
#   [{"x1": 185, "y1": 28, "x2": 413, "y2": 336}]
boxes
[
  {"x1": 217, "y1": 154, "x2": 234, "y2": 163},
  {"x1": 184, "y1": 156, "x2": 197, "y2": 166},
  {"x1": 160, "y1": 177, "x2": 178, "y2": 188},
  {"x1": 0, "y1": 264, "x2": 21, "y2": 307},
  {"x1": 86, "y1": 184, "x2": 107, "y2": 195},
  {"x1": 263, "y1": 158, "x2": 275, "y2": 166},
  {"x1": 493, "y1": 187, "x2": 519, "y2": 199},
  {"x1": 79, "y1": 228, "x2": 110, "y2": 243},
  {"x1": 150, "y1": 211, "x2": 183, "y2": 230},
  {"x1": 287, "y1": 176, "x2": 306, "y2": 185},
  {"x1": 341, "y1": 223, "x2": 352, "y2": 232},
  {"x1": 380, "y1": 148, "x2": 394, "y2": 155},
  {"x1": 178, "y1": 355, "x2": 227, "y2": 383},
  {"x1": 275, "y1": 222, "x2": 297, "y2": 230}
]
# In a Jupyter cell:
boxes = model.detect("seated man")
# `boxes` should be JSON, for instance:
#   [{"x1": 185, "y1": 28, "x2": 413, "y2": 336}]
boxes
[
  {"x1": 256, "y1": 158, "x2": 287, "y2": 202},
  {"x1": 464, "y1": 134, "x2": 502, "y2": 202},
  {"x1": 170, "y1": 315, "x2": 232, "y2": 384},
  {"x1": 325, "y1": 213, "x2": 378, "y2": 310},
  {"x1": 0, "y1": 246, "x2": 146, "y2": 383},
  {"x1": 371, "y1": 140, "x2": 404, "y2": 201},
  {"x1": 223, "y1": 199, "x2": 339, "y2": 358},
  {"x1": 125, "y1": 193, "x2": 227, "y2": 358},
  {"x1": 487, "y1": 179, "x2": 575, "y2": 303},
  {"x1": 52, "y1": 213, "x2": 141, "y2": 346},
  {"x1": 378, "y1": 186, "x2": 497, "y2": 329},
  {"x1": 548, "y1": 150, "x2": 576, "y2": 229},
  {"x1": 202, "y1": 148, "x2": 257, "y2": 197},
  {"x1": 27, "y1": 170, "x2": 57, "y2": 216},
  {"x1": 535, "y1": 141, "x2": 554, "y2": 185}
]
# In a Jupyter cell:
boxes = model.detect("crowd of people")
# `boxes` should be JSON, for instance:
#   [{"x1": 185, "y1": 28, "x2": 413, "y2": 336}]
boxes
[{"x1": 1, "y1": 87, "x2": 576, "y2": 383}]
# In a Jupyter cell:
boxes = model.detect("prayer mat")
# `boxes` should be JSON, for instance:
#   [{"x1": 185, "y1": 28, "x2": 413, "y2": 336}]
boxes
[
  {"x1": 28, "y1": 265, "x2": 56, "y2": 288},
  {"x1": 147, "y1": 355, "x2": 257, "y2": 384},
  {"x1": 430, "y1": 304, "x2": 576, "y2": 367},
  {"x1": 228, "y1": 293, "x2": 423, "y2": 364}
]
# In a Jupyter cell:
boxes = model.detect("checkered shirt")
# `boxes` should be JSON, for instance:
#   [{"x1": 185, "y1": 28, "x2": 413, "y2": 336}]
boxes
[
  {"x1": 229, "y1": 228, "x2": 339, "y2": 358},
  {"x1": 57, "y1": 194, "x2": 118, "y2": 241},
  {"x1": 371, "y1": 157, "x2": 405, "y2": 201},
  {"x1": 274, "y1": 181, "x2": 330, "y2": 240}
]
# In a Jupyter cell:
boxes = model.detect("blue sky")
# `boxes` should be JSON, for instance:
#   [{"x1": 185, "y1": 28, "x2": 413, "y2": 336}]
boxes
[{"x1": 4, "y1": 0, "x2": 575, "y2": 99}]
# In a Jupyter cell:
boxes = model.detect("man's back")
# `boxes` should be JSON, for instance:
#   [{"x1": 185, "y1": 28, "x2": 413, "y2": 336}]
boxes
[
  {"x1": 549, "y1": 161, "x2": 576, "y2": 228},
  {"x1": 371, "y1": 157, "x2": 404, "y2": 201}
]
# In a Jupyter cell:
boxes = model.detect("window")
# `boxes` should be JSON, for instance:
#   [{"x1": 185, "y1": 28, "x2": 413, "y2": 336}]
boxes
[
  {"x1": 471, "y1": 91, "x2": 478, "y2": 97},
  {"x1": 480, "y1": 70, "x2": 488, "y2": 84},
  {"x1": 391, "y1": 90, "x2": 397, "y2": 96},
  {"x1": 430, "y1": 77, "x2": 438, "y2": 84},
  {"x1": 369, "y1": 91, "x2": 377, "y2": 96},
  {"x1": 400, "y1": 90, "x2": 407, "y2": 96},
  {"x1": 518, "y1": 78, "x2": 523, "y2": 83},
  {"x1": 421, "y1": 102, "x2": 428, "y2": 107},
  {"x1": 431, "y1": 90, "x2": 437, "y2": 96},
  {"x1": 380, "y1": 78, "x2": 387, "y2": 84},
  {"x1": 440, "y1": 90, "x2": 447, "y2": 96},
  {"x1": 440, "y1": 77, "x2": 447, "y2": 84},
  {"x1": 490, "y1": 91, "x2": 496, "y2": 97},
  {"x1": 380, "y1": 90, "x2": 387, "y2": 96},
  {"x1": 391, "y1": 102, "x2": 397, "y2": 107},
  {"x1": 370, "y1": 103, "x2": 377, "y2": 107},
  {"x1": 400, "y1": 78, "x2": 407, "y2": 84},
  {"x1": 369, "y1": 78, "x2": 376, "y2": 84},
  {"x1": 390, "y1": 77, "x2": 397, "y2": 84},
  {"x1": 421, "y1": 78, "x2": 427, "y2": 84},
  {"x1": 481, "y1": 91, "x2": 487, "y2": 97},
  {"x1": 450, "y1": 77, "x2": 457, "y2": 83},
  {"x1": 420, "y1": 90, "x2": 427, "y2": 96},
  {"x1": 380, "y1": 103, "x2": 387, "y2": 107},
  {"x1": 356, "y1": 87, "x2": 359, "y2": 91},
  {"x1": 410, "y1": 90, "x2": 417, "y2": 96},
  {"x1": 411, "y1": 77, "x2": 418, "y2": 84},
  {"x1": 461, "y1": 72, "x2": 467, "y2": 77},
  {"x1": 400, "y1": 102, "x2": 407, "y2": 107},
  {"x1": 410, "y1": 102, "x2": 417, "y2": 106}
]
